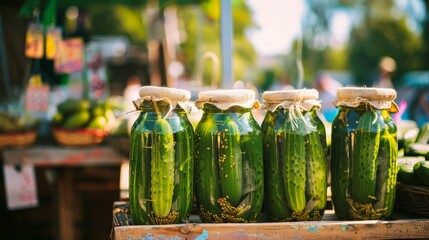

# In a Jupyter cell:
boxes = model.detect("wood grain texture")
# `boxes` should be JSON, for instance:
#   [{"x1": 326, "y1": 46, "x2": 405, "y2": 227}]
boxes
[
  {"x1": 112, "y1": 213, "x2": 429, "y2": 240},
  {"x1": 3, "y1": 146, "x2": 125, "y2": 166}
]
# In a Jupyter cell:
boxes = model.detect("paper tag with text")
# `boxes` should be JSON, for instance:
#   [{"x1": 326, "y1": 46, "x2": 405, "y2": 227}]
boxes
[
  {"x1": 46, "y1": 27, "x2": 62, "y2": 59},
  {"x1": 25, "y1": 81, "x2": 50, "y2": 112},
  {"x1": 3, "y1": 163, "x2": 39, "y2": 210},
  {"x1": 25, "y1": 23, "x2": 44, "y2": 58},
  {"x1": 55, "y1": 38, "x2": 84, "y2": 73}
]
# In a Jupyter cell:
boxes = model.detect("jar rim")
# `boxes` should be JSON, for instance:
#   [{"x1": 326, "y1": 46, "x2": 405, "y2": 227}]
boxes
[
  {"x1": 262, "y1": 88, "x2": 319, "y2": 103},
  {"x1": 195, "y1": 89, "x2": 259, "y2": 110},
  {"x1": 197, "y1": 89, "x2": 255, "y2": 103},
  {"x1": 138, "y1": 86, "x2": 191, "y2": 102},
  {"x1": 336, "y1": 87, "x2": 396, "y2": 101}
]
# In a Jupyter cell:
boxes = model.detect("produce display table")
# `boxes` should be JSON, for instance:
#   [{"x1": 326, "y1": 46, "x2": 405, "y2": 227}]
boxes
[
  {"x1": 3, "y1": 145, "x2": 124, "y2": 167},
  {"x1": 111, "y1": 202, "x2": 429, "y2": 240},
  {"x1": 3, "y1": 146, "x2": 126, "y2": 240}
]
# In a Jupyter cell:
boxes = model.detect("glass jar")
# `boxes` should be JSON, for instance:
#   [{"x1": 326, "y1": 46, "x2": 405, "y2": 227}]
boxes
[
  {"x1": 261, "y1": 89, "x2": 328, "y2": 221},
  {"x1": 193, "y1": 89, "x2": 264, "y2": 223},
  {"x1": 330, "y1": 87, "x2": 398, "y2": 220},
  {"x1": 129, "y1": 86, "x2": 194, "y2": 225}
]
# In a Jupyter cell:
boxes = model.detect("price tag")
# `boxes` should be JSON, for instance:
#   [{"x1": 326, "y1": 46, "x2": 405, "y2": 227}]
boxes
[
  {"x1": 25, "y1": 78, "x2": 50, "y2": 112},
  {"x1": 54, "y1": 38, "x2": 84, "y2": 73},
  {"x1": 3, "y1": 163, "x2": 38, "y2": 210},
  {"x1": 25, "y1": 23, "x2": 44, "y2": 58},
  {"x1": 86, "y1": 44, "x2": 108, "y2": 99},
  {"x1": 46, "y1": 27, "x2": 62, "y2": 59}
]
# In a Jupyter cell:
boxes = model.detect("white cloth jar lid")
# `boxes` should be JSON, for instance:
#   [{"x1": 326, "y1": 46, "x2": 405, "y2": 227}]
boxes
[
  {"x1": 138, "y1": 86, "x2": 191, "y2": 102},
  {"x1": 334, "y1": 87, "x2": 397, "y2": 112},
  {"x1": 262, "y1": 89, "x2": 321, "y2": 112},
  {"x1": 195, "y1": 89, "x2": 259, "y2": 110},
  {"x1": 134, "y1": 86, "x2": 193, "y2": 112}
]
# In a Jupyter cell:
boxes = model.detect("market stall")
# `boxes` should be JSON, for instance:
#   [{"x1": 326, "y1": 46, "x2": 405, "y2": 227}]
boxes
[
  {"x1": 2, "y1": 1, "x2": 429, "y2": 240},
  {"x1": 3, "y1": 146, "x2": 125, "y2": 240}
]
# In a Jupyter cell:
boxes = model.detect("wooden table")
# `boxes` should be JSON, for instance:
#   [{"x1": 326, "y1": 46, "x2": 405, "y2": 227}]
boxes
[
  {"x1": 111, "y1": 202, "x2": 429, "y2": 240},
  {"x1": 3, "y1": 146, "x2": 126, "y2": 240}
]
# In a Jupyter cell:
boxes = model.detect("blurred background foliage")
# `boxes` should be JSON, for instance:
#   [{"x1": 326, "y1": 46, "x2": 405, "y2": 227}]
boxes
[
  {"x1": 301, "y1": 0, "x2": 427, "y2": 87},
  {"x1": 13, "y1": 0, "x2": 429, "y2": 90},
  {"x1": 177, "y1": 0, "x2": 256, "y2": 86},
  {"x1": 88, "y1": 4, "x2": 147, "y2": 44}
]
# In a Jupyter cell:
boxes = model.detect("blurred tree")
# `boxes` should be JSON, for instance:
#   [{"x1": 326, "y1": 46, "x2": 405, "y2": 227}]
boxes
[
  {"x1": 301, "y1": 0, "x2": 425, "y2": 87},
  {"x1": 84, "y1": 0, "x2": 255, "y2": 87},
  {"x1": 177, "y1": 0, "x2": 256, "y2": 87},
  {"x1": 301, "y1": 0, "x2": 357, "y2": 86},
  {"x1": 18, "y1": 0, "x2": 207, "y2": 49},
  {"x1": 88, "y1": 4, "x2": 146, "y2": 44},
  {"x1": 422, "y1": 0, "x2": 429, "y2": 69},
  {"x1": 347, "y1": 0, "x2": 423, "y2": 86},
  {"x1": 173, "y1": 0, "x2": 256, "y2": 85}
]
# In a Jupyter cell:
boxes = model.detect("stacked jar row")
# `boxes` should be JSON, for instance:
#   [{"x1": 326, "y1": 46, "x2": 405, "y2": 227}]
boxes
[{"x1": 129, "y1": 86, "x2": 398, "y2": 225}]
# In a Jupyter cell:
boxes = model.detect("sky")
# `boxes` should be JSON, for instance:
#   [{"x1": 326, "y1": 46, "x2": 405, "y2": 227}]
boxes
[
  {"x1": 245, "y1": 0, "x2": 425, "y2": 57},
  {"x1": 246, "y1": 0, "x2": 306, "y2": 56}
]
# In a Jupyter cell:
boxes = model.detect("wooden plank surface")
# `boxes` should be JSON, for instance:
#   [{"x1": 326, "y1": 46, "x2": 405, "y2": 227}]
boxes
[
  {"x1": 112, "y1": 203, "x2": 429, "y2": 240},
  {"x1": 113, "y1": 217, "x2": 429, "y2": 240},
  {"x1": 2, "y1": 146, "x2": 125, "y2": 240},
  {"x1": 58, "y1": 169, "x2": 75, "y2": 240},
  {"x1": 3, "y1": 146, "x2": 125, "y2": 166}
]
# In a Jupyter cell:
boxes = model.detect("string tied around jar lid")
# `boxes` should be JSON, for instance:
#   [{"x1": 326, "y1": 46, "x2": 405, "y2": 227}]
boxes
[
  {"x1": 131, "y1": 86, "x2": 193, "y2": 119},
  {"x1": 333, "y1": 87, "x2": 398, "y2": 112},
  {"x1": 132, "y1": 96, "x2": 175, "y2": 119},
  {"x1": 263, "y1": 89, "x2": 321, "y2": 131},
  {"x1": 194, "y1": 89, "x2": 260, "y2": 110}
]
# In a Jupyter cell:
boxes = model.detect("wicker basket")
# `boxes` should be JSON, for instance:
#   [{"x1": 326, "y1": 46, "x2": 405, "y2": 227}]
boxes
[
  {"x1": 395, "y1": 183, "x2": 429, "y2": 217},
  {"x1": 53, "y1": 128, "x2": 108, "y2": 146},
  {"x1": 0, "y1": 131, "x2": 38, "y2": 148}
]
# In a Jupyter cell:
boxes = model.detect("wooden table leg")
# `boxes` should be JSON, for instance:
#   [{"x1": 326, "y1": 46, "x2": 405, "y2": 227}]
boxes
[{"x1": 58, "y1": 168, "x2": 75, "y2": 240}]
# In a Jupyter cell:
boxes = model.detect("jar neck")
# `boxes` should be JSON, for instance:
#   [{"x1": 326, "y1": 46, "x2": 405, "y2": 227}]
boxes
[
  {"x1": 138, "y1": 100, "x2": 186, "y2": 114},
  {"x1": 336, "y1": 106, "x2": 395, "y2": 128},
  {"x1": 337, "y1": 104, "x2": 392, "y2": 113},
  {"x1": 273, "y1": 106, "x2": 316, "y2": 113},
  {"x1": 202, "y1": 103, "x2": 251, "y2": 114}
]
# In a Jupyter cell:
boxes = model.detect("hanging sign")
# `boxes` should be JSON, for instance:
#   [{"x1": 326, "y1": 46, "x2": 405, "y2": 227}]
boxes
[
  {"x1": 45, "y1": 27, "x2": 62, "y2": 59},
  {"x1": 3, "y1": 163, "x2": 39, "y2": 210},
  {"x1": 25, "y1": 23, "x2": 44, "y2": 58},
  {"x1": 86, "y1": 42, "x2": 108, "y2": 99},
  {"x1": 25, "y1": 74, "x2": 50, "y2": 112},
  {"x1": 54, "y1": 38, "x2": 84, "y2": 73}
]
